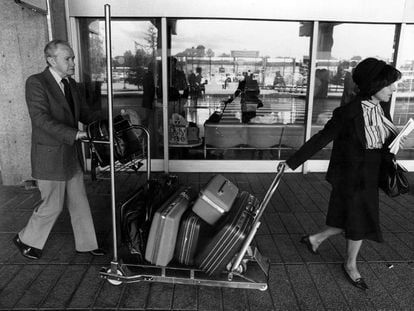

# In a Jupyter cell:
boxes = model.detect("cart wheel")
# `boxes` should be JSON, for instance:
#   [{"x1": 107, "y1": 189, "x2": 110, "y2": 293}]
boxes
[
  {"x1": 226, "y1": 259, "x2": 248, "y2": 274},
  {"x1": 232, "y1": 261, "x2": 248, "y2": 274},
  {"x1": 106, "y1": 268, "x2": 124, "y2": 286}
]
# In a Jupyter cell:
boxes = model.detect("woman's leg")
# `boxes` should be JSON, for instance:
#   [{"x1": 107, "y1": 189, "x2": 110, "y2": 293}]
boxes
[
  {"x1": 344, "y1": 239, "x2": 363, "y2": 280},
  {"x1": 308, "y1": 226, "x2": 343, "y2": 252}
]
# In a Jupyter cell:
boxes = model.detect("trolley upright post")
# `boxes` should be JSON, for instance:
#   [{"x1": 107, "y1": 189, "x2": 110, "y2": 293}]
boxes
[{"x1": 104, "y1": 3, "x2": 120, "y2": 276}]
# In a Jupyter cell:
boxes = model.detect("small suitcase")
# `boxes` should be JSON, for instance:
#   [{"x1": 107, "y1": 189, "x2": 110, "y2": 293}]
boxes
[
  {"x1": 195, "y1": 191, "x2": 260, "y2": 275},
  {"x1": 192, "y1": 175, "x2": 239, "y2": 225},
  {"x1": 145, "y1": 187, "x2": 197, "y2": 266},
  {"x1": 174, "y1": 211, "x2": 211, "y2": 266}
]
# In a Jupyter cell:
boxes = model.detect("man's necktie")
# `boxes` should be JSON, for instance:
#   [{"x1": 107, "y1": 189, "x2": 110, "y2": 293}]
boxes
[{"x1": 61, "y1": 78, "x2": 75, "y2": 116}]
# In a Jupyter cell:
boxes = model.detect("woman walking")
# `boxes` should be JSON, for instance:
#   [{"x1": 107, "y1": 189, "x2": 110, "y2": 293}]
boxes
[{"x1": 285, "y1": 57, "x2": 404, "y2": 290}]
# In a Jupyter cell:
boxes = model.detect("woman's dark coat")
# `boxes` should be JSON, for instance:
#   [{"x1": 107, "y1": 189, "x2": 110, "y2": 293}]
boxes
[{"x1": 286, "y1": 97, "x2": 395, "y2": 191}]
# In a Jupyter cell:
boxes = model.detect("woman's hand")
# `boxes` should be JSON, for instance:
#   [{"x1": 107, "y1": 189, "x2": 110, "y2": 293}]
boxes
[{"x1": 399, "y1": 135, "x2": 408, "y2": 149}]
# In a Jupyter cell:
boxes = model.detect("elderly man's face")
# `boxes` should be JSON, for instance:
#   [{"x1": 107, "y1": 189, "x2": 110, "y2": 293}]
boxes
[{"x1": 48, "y1": 44, "x2": 75, "y2": 78}]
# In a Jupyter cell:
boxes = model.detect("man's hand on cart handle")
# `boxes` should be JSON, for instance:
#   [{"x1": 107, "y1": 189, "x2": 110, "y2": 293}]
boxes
[{"x1": 76, "y1": 131, "x2": 88, "y2": 140}]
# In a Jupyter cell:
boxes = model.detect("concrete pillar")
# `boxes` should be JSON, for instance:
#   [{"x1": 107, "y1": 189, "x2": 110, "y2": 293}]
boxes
[{"x1": 0, "y1": 1, "x2": 48, "y2": 185}]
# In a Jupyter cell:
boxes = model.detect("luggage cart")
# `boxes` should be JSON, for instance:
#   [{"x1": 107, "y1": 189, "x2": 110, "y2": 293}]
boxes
[
  {"x1": 100, "y1": 162, "x2": 285, "y2": 291},
  {"x1": 98, "y1": 4, "x2": 285, "y2": 291}
]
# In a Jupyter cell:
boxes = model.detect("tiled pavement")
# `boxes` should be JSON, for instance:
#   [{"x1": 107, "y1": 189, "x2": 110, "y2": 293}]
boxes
[{"x1": 0, "y1": 170, "x2": 413, "y2": 310}]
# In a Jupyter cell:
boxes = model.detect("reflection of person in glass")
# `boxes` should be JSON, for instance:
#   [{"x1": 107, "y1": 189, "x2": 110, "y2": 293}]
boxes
[
  {"x1": 340, "y1": 61, "x2": 359, "y2": 106},
  {"x1": 285, "y1": 58, "x2": 405, "y2": 290},
  {"x1": 228, "y1": 72, "x2": 262, "y2": 123},
  {"x1": 273, "y1": 71, "x2": 286, "y2": 89},
  {"x1": 189, "y1": 66, "x2": 205, "y2": 105}
]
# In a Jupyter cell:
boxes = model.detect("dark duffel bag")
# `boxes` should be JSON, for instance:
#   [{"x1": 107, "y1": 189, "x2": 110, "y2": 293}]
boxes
[
  {"x1": 87, "y1": 115, "x2": 142, "y2": 167},
  {"x1": 120, "y1": 174, "x2": 180, "y2": 262}
]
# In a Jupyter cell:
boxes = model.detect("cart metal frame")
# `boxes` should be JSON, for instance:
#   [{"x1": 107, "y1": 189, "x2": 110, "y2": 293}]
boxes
[{"x1": 98, "y1": 4, "x2": 285, "y2": 291}]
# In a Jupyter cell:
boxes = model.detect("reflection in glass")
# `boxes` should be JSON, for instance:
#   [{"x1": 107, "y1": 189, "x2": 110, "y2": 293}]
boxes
[
  {"x1": 311, "y1": 22, "x2": 396, "y2": 159},
  {"x1": 78, "y1": 19, "x2": 162, "y2": 159},
  {"x1": 395, "y1": 25, "x2": 414, "y2": 159},
  {"x1": 170, "y1": 19, "x2": 310, "y2": 160}
]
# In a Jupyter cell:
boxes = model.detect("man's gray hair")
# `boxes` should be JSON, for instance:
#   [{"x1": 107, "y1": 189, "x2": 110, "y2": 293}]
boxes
[{"x1": 44, "y1": 39, "x2": 72, "y2": 64}]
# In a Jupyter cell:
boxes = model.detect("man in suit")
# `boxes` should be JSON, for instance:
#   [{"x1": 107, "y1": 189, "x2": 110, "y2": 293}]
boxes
[{"x1": 13, "y1": 39, "x2": 105, "y2": 259}]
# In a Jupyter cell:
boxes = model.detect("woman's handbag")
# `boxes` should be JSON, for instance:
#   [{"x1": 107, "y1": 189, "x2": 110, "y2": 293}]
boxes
[{"x1": 379, "y1": 158, "x2": 410, "y2": 197}]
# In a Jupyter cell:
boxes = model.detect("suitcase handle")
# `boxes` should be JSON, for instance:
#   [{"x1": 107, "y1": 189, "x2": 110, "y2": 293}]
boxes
[
  {"x1": 230, "y1": 162, "x2": 285, "y2": 273},
  {"x1": 218, "y1": 180, "x2": 228, "y2": 194}
]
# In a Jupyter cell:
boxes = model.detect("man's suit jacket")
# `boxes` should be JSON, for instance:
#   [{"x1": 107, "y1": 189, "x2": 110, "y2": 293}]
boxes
[
  {"x1": 25, "y1": 68, "x2": 100, "y2": 181},
  {"x1": 286, "y1": 97, "x2": 396, "y2": 190}
]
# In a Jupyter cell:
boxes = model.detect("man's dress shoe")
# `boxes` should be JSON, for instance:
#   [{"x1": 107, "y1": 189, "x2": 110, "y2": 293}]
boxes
[{"x1": 13, "y1": 234, "x2": 41, "y2": 260}]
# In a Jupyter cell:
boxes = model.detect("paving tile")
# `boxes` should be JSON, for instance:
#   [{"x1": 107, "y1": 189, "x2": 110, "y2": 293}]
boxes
[
  {"x1": 68, "y1": 265, "x2": 104, "y2": 309},
  {"x1": 246, "y1": 286, "x2": 275, "y2": 311},
  {"x1": 254, "y1": 234, "x2": 282, "y2": 263},
  {"x1": 221, "y1": 287, "x2": 249, "y2": 311},
  {"x1": 198, "y1": 285, "x2": 223, "y2": 311},
  {"x1": 172, "y1": 284, "x2": 198, "y2": 310},
  {"x1": 93, "y1": 275, "x2": 125, "y2": 309},
  {"x1": 294, "y1": 212, "x2": 322, "y2": 235},
  {"x1": 263, "y1": 213, "x2": 287, "y2": 234},
  {"x1": 368, "y1": 262, "x2": 414, "y2": 310},
  {"x1": 382, "y1": 232, "x2": 414, "y2": 261},
  {"x1": 279, "y1": 213, "x2": 305, "y2": 234},
  {"x1": 358, "y1": 264, "x2": 401, "y2": 310},
  {"x1": 146, "y1": 282, "x2": 174, "y2": 310},
  {"x1": 284, "y1": 175, "x2": 321, "y2": 213},
  {"x1": 0, "y1": 264, "x2": 44, "y2": 309},
  {"x1": 40, "y1": 264, "x2": 90, "y2": 309},
  {"x1": 118, "y1": 280, "x2": 150, "y2": 309},
  {"x1": 307, "y1": 263, "x2": 351, "y2": 310},
  {"x1": 14, "y1": 264, "x2": 66, "y2": 308},
  {"x1": 285, "y1": 264, "x2": 325, "y2": 310},
  {"x1": 267, "y1": 265, "x2": 300, "y2": 311},
  {"x1": 278, "y1": 179, "x2": 306, "y2": 212},
  {"x1": 0, "y1": 264, "x2": 23, "y2": 292},
  {"x1": 272, "y1": 234, "x2": 302, "y2": 263}
]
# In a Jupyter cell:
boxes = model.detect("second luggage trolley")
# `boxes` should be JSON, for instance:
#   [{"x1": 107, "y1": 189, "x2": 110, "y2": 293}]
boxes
[{"x1": 98, "y1": 4, "x2": 285, "y2": 291}]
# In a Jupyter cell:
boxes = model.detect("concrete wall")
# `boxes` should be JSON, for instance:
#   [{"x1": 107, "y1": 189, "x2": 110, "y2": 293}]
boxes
[{"x1": 0, "y1": 1, "x2": 48, "y2": 185}]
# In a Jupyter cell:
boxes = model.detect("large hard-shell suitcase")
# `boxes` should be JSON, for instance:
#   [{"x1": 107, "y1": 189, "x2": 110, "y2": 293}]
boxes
[
  {"x1": 145, "y1": 187, "x2": 197, "y2": 266},
  {"x1": 174, "y1": 211, "x2": 211, "y2": 266},
  {"x1": 192, "y1": 175, "x2": 239, "y2": 225},
  {"x1": 195, "y1": 191, "x2": 260, "y2": 275}
]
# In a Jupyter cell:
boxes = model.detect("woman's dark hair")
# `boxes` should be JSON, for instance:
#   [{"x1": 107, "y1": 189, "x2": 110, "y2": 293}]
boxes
[{"x1": 352, "y1": 57, "x2": 401, "y2": 99}]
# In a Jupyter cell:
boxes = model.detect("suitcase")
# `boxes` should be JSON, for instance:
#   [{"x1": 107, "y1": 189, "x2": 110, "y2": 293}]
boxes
[
  {"x1": 174, "y1": 211, "x2": 211, "y2": 266},
  {"x1": 192, "y1": 174, "x2": 239, "y2": 225},
  {"x1": 145, "y1": 187, "x2": 197, "y2": 266},
  {"x1": 195, "y1": 191, "x2": 260, "y2": 275}
]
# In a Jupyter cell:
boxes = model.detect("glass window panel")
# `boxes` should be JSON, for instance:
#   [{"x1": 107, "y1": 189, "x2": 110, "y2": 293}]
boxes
[
  {"x1": 78, "y1": 19, "x2": 163, "y2": 159},
  {"x1": 311, "y1": 22, "x2": 396, "y2": 159},
  {"x1": 395, "y1": 24, "x2": 414, "y2": 159},
  {"x1": 170, "y1": 19, "x2": 310, "y2": 160}
]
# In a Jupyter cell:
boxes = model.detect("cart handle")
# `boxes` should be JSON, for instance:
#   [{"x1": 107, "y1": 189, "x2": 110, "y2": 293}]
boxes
[
  {"x1": 255, "y1": 162, "x2": 285, "y2": 221},
  {"x1": 230, "y1": 162, "x2": 285, "y2": 274}
]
